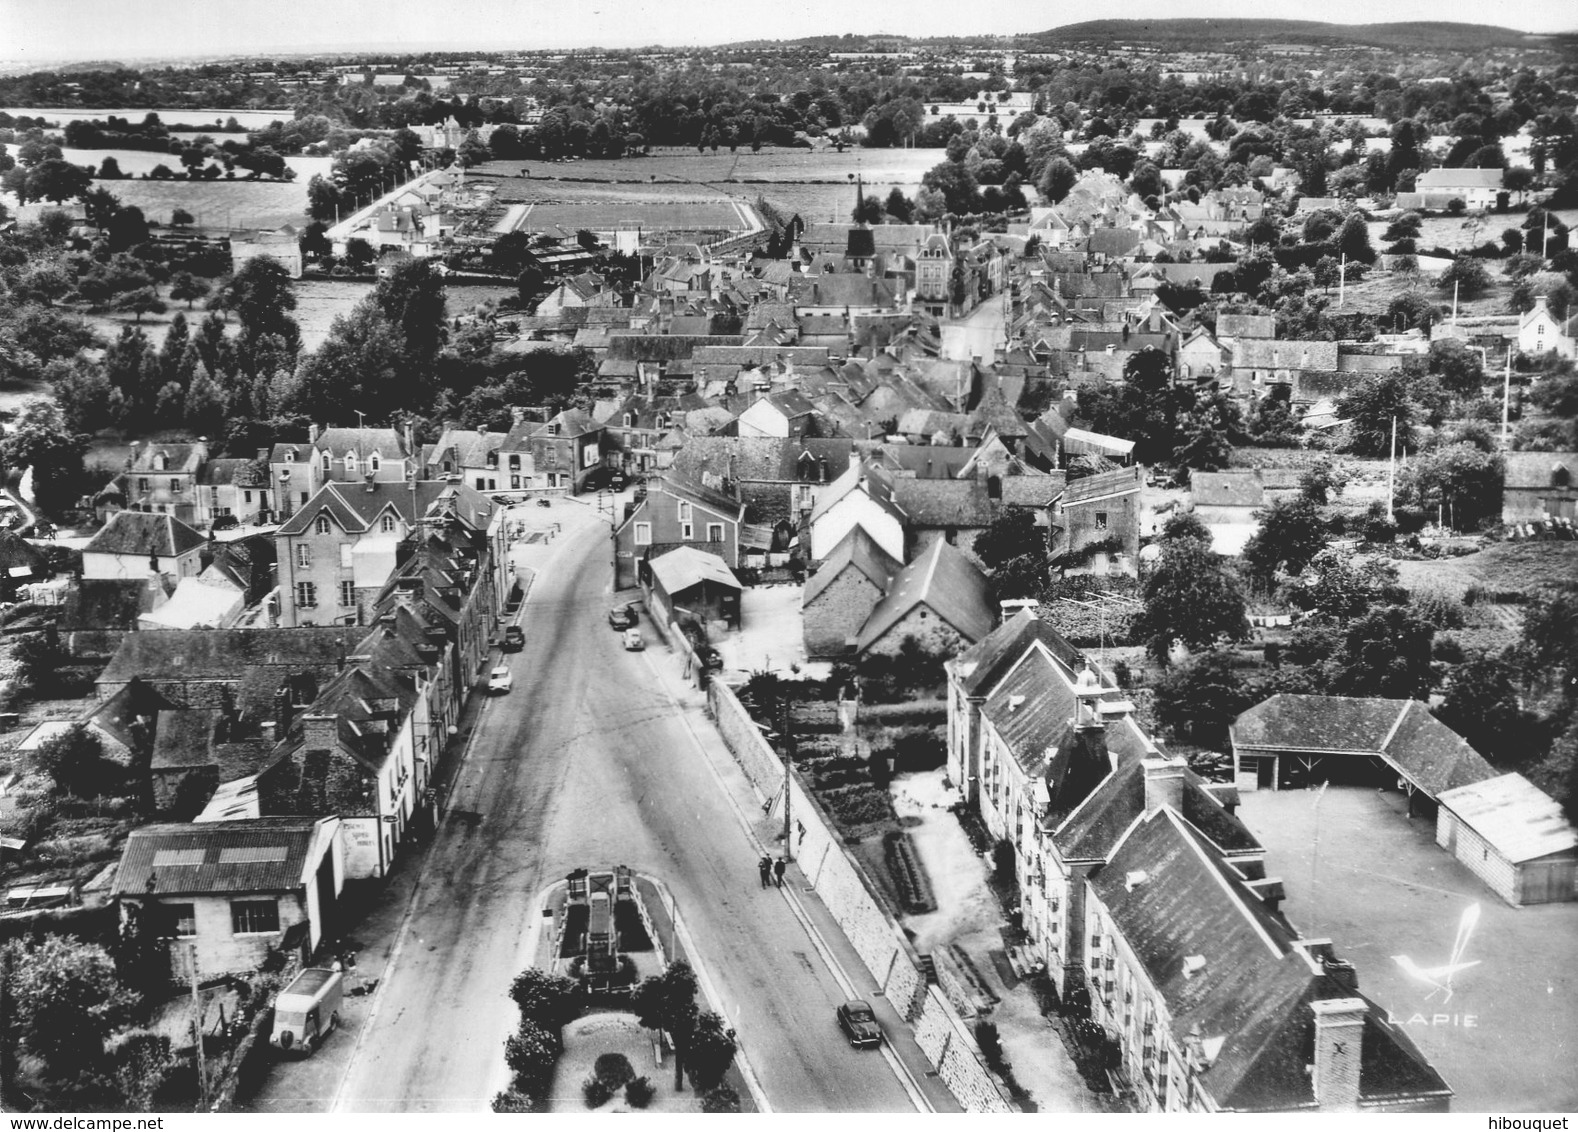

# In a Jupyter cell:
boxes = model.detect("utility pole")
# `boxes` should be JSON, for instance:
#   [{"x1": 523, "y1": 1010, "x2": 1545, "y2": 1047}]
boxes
[
  {"x1": 190, "y1": 947, "x2": 209, "y2": 1111},
  {"x1": 1502, "y1": 346, "x2": 1513, "y2": 447},
  {"x1": 780, "y1": 694, "x2": 794, "y2": 863},
  {"x1": 1387, "y1": 415, "x2": 1397, "y2": 521},
  {"x1": 1337, "y1": 251, "x2": 1346, "y2": 308}
]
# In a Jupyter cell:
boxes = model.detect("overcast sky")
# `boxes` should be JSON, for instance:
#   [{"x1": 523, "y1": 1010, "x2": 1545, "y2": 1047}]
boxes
[{"x1": 1, "y1": 0, "x2": 1572, "y2": 65}]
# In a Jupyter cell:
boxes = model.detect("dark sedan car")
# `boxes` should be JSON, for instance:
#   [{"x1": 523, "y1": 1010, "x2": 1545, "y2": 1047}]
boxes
[
  {"x1": 608, "y1": 603, "x2": 637, "y2": 630},
  {"x1": 836, "y1": 999, "x2": 882, "y2": 1048}
]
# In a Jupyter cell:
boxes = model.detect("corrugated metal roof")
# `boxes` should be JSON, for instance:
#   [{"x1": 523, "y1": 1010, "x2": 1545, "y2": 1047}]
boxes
[
  {"x1": 112, "y1": 818, "x2": 322, "y2": 895},
  {"x1": 1438, "y1": 773, "x2": 1578, "y2": 863}
]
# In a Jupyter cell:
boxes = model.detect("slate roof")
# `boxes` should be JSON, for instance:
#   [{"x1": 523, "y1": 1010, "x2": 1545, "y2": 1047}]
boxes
[
  {"x1": 980, "y1": 645, "x2": 1079, "y2": 779},
  {"x1": 1231, "y1": 695, "x2": 1497, "y2": 798},
  {"x1": 1092, "y1": 808, "x2": 1450, "y2": 1111},
  {"x1": 276, "y1": 480, "x2": 494, "y2": 538},
  {"x1": 1233, "y1": 339, "x2": 1340, "y2": 371},
  {"x1": 111, "y1": 817, "x2": 325, "y2": 896},
  {"x1": 669, "y1": 437, "x2": 793, "y2": 485},
  {"x1": 84, "y1": 511, "x2": 207, "y2": 559},
  {"x1": 890, "y1": 478, "x2": 995, "y2": 528},
  {"x1": 1054, "y1": 751, "x2": 1260, "y2": 861},
  {"x1": 950, "y1": 608, "x2": 1087, "y2": 697},
  {"x1": 98, "y1": 628, "x2": 362, "y2": 688},
  {"x1": 789, "y1": 274, "x2": 898, "y2": 309},
  {"x1": 809, "y1": 460, "x2": 905, "y2": 526},
  {"x1": 1436, "y1": 773, "x2": 1578, "y2": 863},
  {"x1": 803, "y1": 525, "x2": 901, "y2": 606},
  {"x1": 857, "y1": 539, "x2": 993, "y2": 651},
  {"x1": 151, "y1": 709, "x2": 223, "y2": 771},
  {"x1": 309, "y1": 427, "x2": 407, "y2": 460},
  {"x1": 1416, "y1": 168, "x2": 1504, "y2": 190},
  {"x1": 1503, "y1": 451, "x2": 1578, "y2": 491}
]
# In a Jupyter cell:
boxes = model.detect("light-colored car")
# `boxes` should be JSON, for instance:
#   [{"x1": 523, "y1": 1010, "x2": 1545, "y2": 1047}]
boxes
[
  {"x1": 488, "y1": 666, "x2": 513, "y2": 694},
  {"x1": 623, "y1": 629, "x2": 645, "y2": 651},
  {"x1": 272, "y1": 967, "x2": 343, "y2": 1056}
]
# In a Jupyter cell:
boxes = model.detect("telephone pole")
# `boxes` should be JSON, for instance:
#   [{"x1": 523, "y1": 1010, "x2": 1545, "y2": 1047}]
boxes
[{"x1": 190, "y1": 946, "x2": 210, "y2": 1111}]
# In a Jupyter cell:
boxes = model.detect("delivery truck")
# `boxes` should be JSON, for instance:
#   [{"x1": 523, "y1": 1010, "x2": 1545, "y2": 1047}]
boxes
[{"x1": 271, "y1": 967, "x2": 343, "y2": 1055}]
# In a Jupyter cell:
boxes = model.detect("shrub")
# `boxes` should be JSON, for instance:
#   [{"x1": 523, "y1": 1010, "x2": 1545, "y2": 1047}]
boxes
[
  {"x1": 625, "y1": 1075, "x2": 655, "y2": 1108},
  {"x1": 582, "y1": 1075, "x2": 614, "y2": 1107},
  {"x1": 1412, "y1": 588, "x2": 1466, "y2": 630},
  {"x1": 491, "y1": 1090, "x2": 535, "y2": 1112},
  {"x1": 594, "y1": 1052, "x2": 635, "y2": 1089},
  {"x1": 701, "y1": 1084, "x2": 742, "y2": 1113}
]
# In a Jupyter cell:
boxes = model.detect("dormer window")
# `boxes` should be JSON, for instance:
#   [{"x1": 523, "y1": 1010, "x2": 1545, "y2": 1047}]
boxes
[
  {"x1": 548, "y1": 421, "x2": 560, "y2": 437},
  {"x1": 321, "y1": 453, "x2": 331, "y2": 472},
  {"x1": 381, "y1": 515, "x2": 397, "y2": 533},
  {"x1": 345, "y1": 455, "x2": 358, "y2": 475},
  {"x1": 155, "y1": 453, "x2": 167, "y2": 471},
  {"x1": 624, "y1": 413, "x2": 635, "y2": 428},
  {"x1": 369, "y1": 454, "x2": 380, "y2": 472},
  {"x1": 285, "y1": 451, "x2": 295, "y2": 463}
]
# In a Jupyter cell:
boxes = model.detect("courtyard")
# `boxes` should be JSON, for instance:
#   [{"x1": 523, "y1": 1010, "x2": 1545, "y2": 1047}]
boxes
[{"x1": 1238, "y1": 785, "x2": 1578, "y2": 1113}]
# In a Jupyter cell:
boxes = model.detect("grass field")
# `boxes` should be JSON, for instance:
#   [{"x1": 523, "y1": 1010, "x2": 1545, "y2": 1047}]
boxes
[
  {"x1": 3, "y1": 106, "x2": 290, "y2": 130},
  {"x1": 1393, "y1": 540, "x2": 1578, "y2": 598},
  {"x1": 56, "y1": 177, "x2": 310, "y2": 230}
]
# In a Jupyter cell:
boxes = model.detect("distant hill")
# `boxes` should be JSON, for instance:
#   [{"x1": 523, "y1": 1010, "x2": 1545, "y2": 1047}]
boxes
[{"x1": 1025, "y1": 19, "x2": 1553, "y2": 52}]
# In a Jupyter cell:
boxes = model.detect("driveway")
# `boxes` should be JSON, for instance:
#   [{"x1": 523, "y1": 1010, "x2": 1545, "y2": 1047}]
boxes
[
  {"x1": 247, "y1": 505, "x2": 919, "y2": 1112},
  {"x1": 1238, "y1": 785, "x2": 1578, "y2": 1113}
]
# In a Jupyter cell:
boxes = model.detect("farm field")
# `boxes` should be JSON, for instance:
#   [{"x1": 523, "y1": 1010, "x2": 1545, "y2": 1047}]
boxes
[
  {"x1": 1393, "y1": 540, "x2": 1578, "y2": 599},
  {"x1": 60, "y1": 147, "x2": 332, "y2": 185},
  {"x1": 3, "y1": 106, "x2": 291, "y2": 130},
  {"x1": 293, "y1": 279, "x2": 375, "y2": 350},
  {"x1": 56, "y1": 177, "x2": 310, "y2": 229}
]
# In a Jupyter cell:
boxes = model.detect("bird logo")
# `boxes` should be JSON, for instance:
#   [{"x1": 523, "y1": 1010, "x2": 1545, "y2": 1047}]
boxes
[{"x1": 1392, "y1": 903, "x2": 1481, "y2": 1003}]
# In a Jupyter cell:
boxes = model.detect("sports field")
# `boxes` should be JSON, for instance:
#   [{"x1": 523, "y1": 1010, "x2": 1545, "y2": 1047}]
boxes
[{"x1": 511, "y1": 198, "x2": 755, "y2": 234}]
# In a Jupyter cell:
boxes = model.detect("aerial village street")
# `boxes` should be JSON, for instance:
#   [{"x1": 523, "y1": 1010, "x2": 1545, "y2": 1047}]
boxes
[{"x1": 248, "y1": 502, "x2": 924, "y2": 1112}]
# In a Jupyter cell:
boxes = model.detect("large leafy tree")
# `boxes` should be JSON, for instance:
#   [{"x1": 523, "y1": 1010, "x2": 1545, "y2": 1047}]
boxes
[
  {"x1": 1336, "y1": 371, "x2": 1416, "y2": 458},
  {"x1": 633, "y1": 961, "x2": 700, "y2": 1091},
  {"x1": 2, "y1": 935, "x2": 131, "y2": 1080},
  {"x1": 1399, "y1": 443, "x2": 1505, "y2": 531},
  {"x1": 1242, "y1": 496, "x2": 1328, "y2": 588},
  {"x1": 1133, "y1": 537, "x2": 1249, "y2": 662},
  {"x1": 286, "y1": 305, "x2": 404, "y2": 421},
  {"x1": 1152, "y1": 649, "x2": 1258, "y2": 747},
  {"x1": 372, "y1": 258, "x2": 448, "y2": 369},
  {"x1": 1436, "y1": 655, "x2": 1526, "y2": 762},
  {"x1": 0, "y1": 398, "x2": 89, "y2": 517},
  {"x1": 1076, "y1": 347, "x2": 1188, "y2": 465},
  {"x1": 221, "y1": 255, "x2": 300, "y2": 353},
  {"x1": 1327, "y1": 605, "x2": 1436, "y2": 700},
  {"x1": 508, "y1": 967, "x2": 583, "y2": 1034}
]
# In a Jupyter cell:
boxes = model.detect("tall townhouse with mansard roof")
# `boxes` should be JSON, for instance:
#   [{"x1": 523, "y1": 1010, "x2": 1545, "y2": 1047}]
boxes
[
  {"x1": 273, "y1": 479, "x2": 494, "y2": 628},
  {"x1": 945, "y1": 609, "x2": 1451, "y2": 1112},
  {"x1": 269, "y1": 424, "x2": 412, "y2": 520}
]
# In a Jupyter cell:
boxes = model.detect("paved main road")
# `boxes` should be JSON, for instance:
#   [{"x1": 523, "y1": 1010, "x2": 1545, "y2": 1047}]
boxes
[
  {"x1": 940, "y1": 291, "x2": 1010, "y2": 362},
  {"x1": 277, "y1": 510, "x2": 918, "y2": 1112}
]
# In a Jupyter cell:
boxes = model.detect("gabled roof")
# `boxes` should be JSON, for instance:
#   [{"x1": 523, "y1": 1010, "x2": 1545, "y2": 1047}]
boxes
[
  {"x1": 803, "y1": 525, "x2": 901, "y2": 606},
  {"x1": 150, "y1": 708, "x2": 223, "y2": 771},
  {"x1": 1436, "y1": 772, "x2": 1577, "y2": 863},
  {"x1": 110, "y1": 817, "x2": 326, "y2": 896},
  {"x1": 276, "y1": 480, "x2": 493, "y2": 538},
  {"x1": 809, "y1": 460, "x2": 906, "y2": 526},
  {"x1": 1060, "y1": 465, "x2": 1144, "y2": 506},
  {"x1": 1231, "y1": 695, "x2": 1497, "y2": 798},
  {"x1": 84, "y1": 511, "x2": 206, "y2": 560},
  {"x1": 1502, "y1": 451, "x2": 1578, "y2": 490},
  {"x1": 890, "y1": 477, "x2": 995, "y2": 528},
  {"x1": 311, "y1": 427, "x2": 407, "y2": 460},
  {"x1": 950, "y1": 608, "x2": 1087, "y2": 697},
  {"x1": 652, "y1": 474, "x2": 746, "y2": 521},
  {"x1": 1416, "y1": 168, "x2": 1504, "y2": 190},
  {"x1": 649, "y1": 545, "x2": 741, "y2": 594},
  {"x1": 669, "y1": 436, "x2": 793, "y2": 485},
  {"x1": 857, "y1": 539, "x2": 992, "y2": 651},
  {"x1": 1217, "y1": 313, "x2": 1276, "y2": 340},
  {"x1": 97, "y1": 627, "x2": 361, "y2": 687}
]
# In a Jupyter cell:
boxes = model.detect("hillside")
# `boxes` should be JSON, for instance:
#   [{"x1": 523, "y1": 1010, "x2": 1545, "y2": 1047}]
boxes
[{"x1": 1023, "y1": 19, "x2": 1551, "y2": 52}]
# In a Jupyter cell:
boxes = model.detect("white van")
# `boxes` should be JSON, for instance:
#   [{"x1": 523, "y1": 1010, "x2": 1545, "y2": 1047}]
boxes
[{"x1": 271, "y1": 967, "x2": 344, "y2": 1055}]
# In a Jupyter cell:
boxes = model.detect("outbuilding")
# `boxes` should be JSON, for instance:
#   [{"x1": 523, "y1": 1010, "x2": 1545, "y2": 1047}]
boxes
[
  {"x1": 1435, "y1": 773, "x2": 1578, "y2": 906},
  {"x1": 646, "y1": 546, "x2": 742, "y2": 632}
]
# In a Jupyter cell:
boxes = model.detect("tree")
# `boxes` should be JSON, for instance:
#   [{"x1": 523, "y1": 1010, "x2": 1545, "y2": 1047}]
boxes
[
  {"x1": 286, "y1": 304, "x2": 404, "y2": 421},
  {"x1": 1038, "y1": 156, "x2": 1077, "y2": 203},
  {"x1": 373, "y1": 257, "x2": 448, "y2": 366},
  {"x1": 1400, "y1": 443, "x2": 1505, "y2": 531},
  {"x1": 1335, "y1": 213, "x2": 1376, "y2": 264},
  {"x1": 118, "y1": 287, "x2": 166, "y2": 323},
  {"x1": 633, "y1": 961, "x2": 700, "y2": 1091},
  {"x1": 1438, "y1": 256, "x2": 1491, "y2": 298},
  {"x1": 1517, "y1": 585, "x2": 1578, "y2": 704},
  {"x1": 503, "y1": 1018, "x2": 559, "y2": 1101},
  {"x1": 344, "y1": 237, "x2": 376, "y2": 272},
  {"x1": 0, "y1": 398, "x2": 89, "y2": 516},
  {"x1": 852, "y1": 194, "x2": 884, "y2": 225},
  {"x1": 884, "y1": 188, "x2": 914, "y2": 223},
  {"x1": 26, "y1": 158, "x2": 92, "y2": 204},
  {"x1": 458, "y1": 130, "x2": 492, "y2": 167},
  {"x1": 1160, "y1": 512, "x2": 1211, "y2": 545},
  {"x1": 170, "y1": 271, "x2": 210, "y2": 309},
  {"x1": 1172, "y1": 392, "x2": 1242, "y2": 473},
  {"x1": 1327, "y1": 605, "x2": 1435, "y2": 700},
  {"x1": 975, "y1": 506, "x2": 1045, "y2": 571},
  {"x1": 1436, "y1": 655, "x2": 1524, "y2": 763},
  {"x1": 686, "y1": 1011, "x2": 737, "y2": 1092},
  {"x1": 28, "y1": 722, "x2": 104, "y2": 796},
  {"x1": 306, "y1": 174, "x2": 341, "y2": 223},
  {"x1": 1299, "y1": 456, "x2": 1348, "y2": 505},
  {"x1": 508, "y1": 967, "x2": 583, "y2": 1034},
  {"x1": 170, "y1": 208, "x2": 194, "y2": 228},
  {"x1": 2, "y1": 935, "x2": 130, "y2": 1080},
  {"x1": 105, "y1": 204, "x2": 149, "y2": 252},
  {"x1": 1428, "y1": 340, "x2": 1487, "y2": 400},
  {"x1": 1242, "y1": 496, "x2": 1328, "y2": 587},
  {"x1": 1133, "y1": 537, "x2": 1249, "y2": 662},
  {"x1": 222, "y1": 256, "x2": 299, "y2": 351},
  {"x1": 1337, "y1": 372, "x2": 1416, "y2": 458},
  {"x1": 1152, "y1": 650, "x2": 1256, "y2": 747}
]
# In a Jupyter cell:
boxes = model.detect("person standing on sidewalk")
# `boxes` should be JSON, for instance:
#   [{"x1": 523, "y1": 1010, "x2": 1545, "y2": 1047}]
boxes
[
  {"x1": 757, "y1": 854, "x2": 772, "y2": 889},
  {"x1": 773, "y1": 857, "x2": 787, "y2": 888}
]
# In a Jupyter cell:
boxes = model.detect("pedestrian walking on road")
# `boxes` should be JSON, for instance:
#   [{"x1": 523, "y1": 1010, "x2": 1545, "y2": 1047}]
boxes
[
  {"x1": 757, "y1": 855, "x2": 771, "y2": 889},
  {"x1": 773, "y1": 858, "x2": 787, "y2": 888}
]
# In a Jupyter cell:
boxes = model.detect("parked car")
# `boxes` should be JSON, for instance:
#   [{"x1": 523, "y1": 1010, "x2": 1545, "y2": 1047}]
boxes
[
  {"x1": 488, "y1": 666, "x2": 513, "y2": 694},
  {"x1": 608, "y1": 604, "x2": 637, "y2": 630},
  {"x1": 503, "y1": 625, "x2": 525, "y2": 651},
  {"x1": 836, "y1": 999, "x2": 882, "y2": 1048},
  {"x1": 272, "y1": 968, "x2": 343, "y2": 1056},
  {"x1": 623, "y1": 629, "x2": 645, "y2": 651}
]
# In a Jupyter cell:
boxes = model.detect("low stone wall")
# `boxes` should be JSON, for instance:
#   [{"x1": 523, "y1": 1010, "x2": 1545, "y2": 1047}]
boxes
[{"x1": 707, "y1": 678, "x2": 1010, "y2": 1112}]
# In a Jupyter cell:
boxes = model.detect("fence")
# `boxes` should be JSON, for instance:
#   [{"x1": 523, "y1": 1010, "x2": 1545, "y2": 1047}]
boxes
[{"x1": 707, "y1": 678, "x2": 1011, "y2": 1113}]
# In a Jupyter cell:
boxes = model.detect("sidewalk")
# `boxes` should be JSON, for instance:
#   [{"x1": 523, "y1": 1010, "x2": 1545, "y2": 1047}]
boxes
[{"x1": 637, "y1": 633, "x2": 964, "y2": 1113}]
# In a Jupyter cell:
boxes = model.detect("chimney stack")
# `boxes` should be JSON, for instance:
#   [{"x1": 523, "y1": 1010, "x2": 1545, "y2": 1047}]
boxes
[
  {"x1": 1310, "y1": 998, "x2": 1367, "y2": 1112},
  {"x1": 303, "y1": 713, "x2": 338, "y2": 753},
  {"x1": 1141, "y1": 755, "x2": 1188, "y2": 816},
  {"x1": 308, "y1": 423, "x2": 320, "y2": 444}
]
